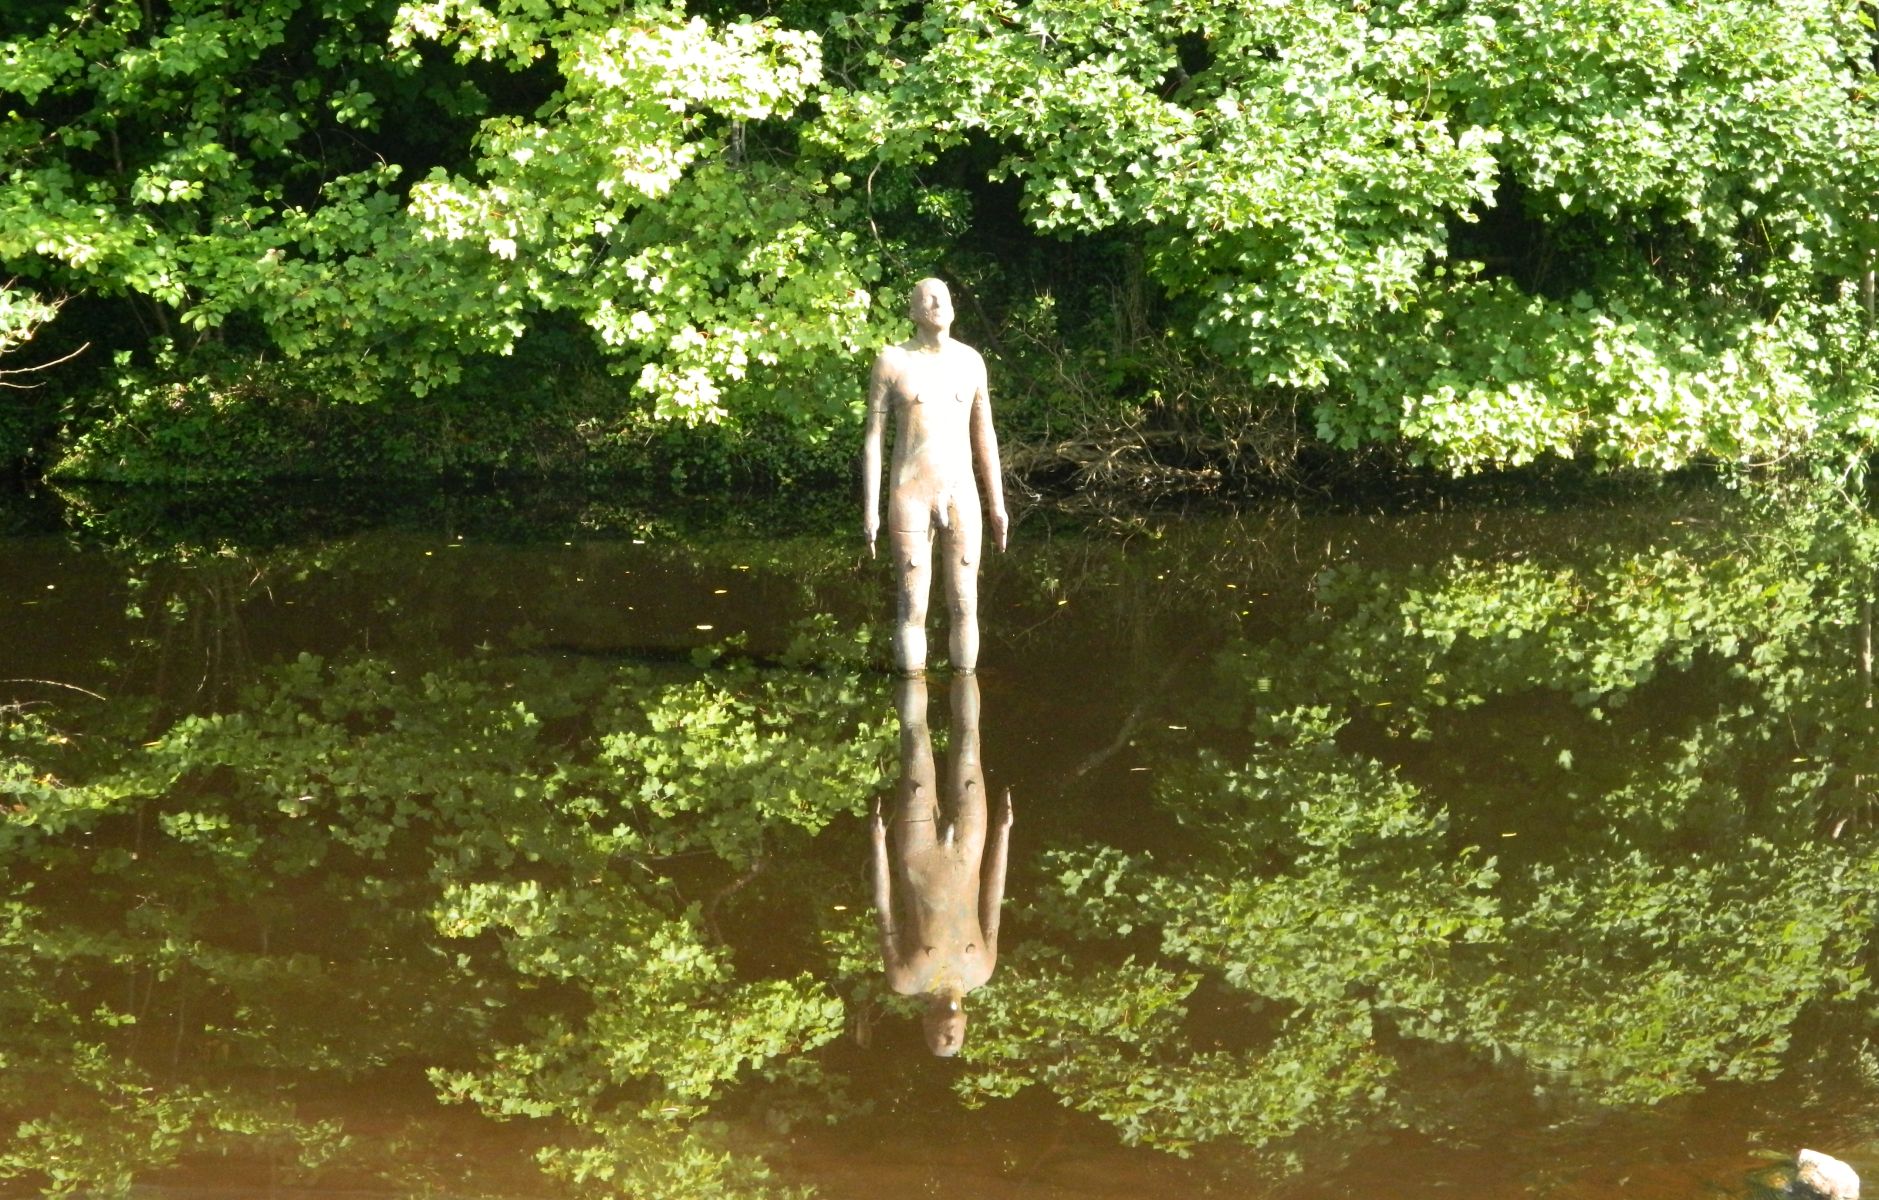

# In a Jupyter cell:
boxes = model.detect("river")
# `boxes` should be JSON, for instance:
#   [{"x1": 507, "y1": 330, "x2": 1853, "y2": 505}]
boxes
[{"x1": 2, "y1": 479, "x2": 1875, "y2": 1198}]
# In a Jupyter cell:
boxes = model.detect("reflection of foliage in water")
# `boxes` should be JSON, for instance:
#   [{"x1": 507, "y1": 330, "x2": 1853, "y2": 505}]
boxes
[
  {"x1": 961, "y1": 489, "x2": 1879, "y2": 1168},
  {"x1": 1, "y1": 619, "x2": 890, "y2": 1197},
  {"x1": 10, "y1": 487, "x2": 1879, "y2": 1194}
]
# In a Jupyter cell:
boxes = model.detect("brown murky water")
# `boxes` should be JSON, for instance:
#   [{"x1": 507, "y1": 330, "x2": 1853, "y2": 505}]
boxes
[{"x1": 3, "y1": 482, "x2": 1876, "y2": 1198}]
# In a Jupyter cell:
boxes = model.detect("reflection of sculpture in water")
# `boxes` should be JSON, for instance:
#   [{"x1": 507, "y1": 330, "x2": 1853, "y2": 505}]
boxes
[
  {"x1": 871, "y1": 672, "x2": 1012, "y2": 1056},
  {"x1": 861, "y1": 278, "x2": 1009, "y2": 674}
]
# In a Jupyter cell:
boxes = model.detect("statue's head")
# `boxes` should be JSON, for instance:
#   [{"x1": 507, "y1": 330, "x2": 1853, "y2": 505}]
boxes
[
  {"x1": 922, "y1": 988, "x2": 967, "y2": 1056},
  {"x1": 909, "y1": 278, "x2": 954, "y2": 335}
]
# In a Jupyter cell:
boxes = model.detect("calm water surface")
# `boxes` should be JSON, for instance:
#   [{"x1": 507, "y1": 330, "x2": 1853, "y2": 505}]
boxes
[{"x1": 3, "y1": 482, "x2": 1877, "y2": 1198}]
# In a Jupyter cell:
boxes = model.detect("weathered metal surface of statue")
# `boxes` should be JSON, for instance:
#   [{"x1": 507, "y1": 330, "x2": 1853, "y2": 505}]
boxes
[
  {"x1": 861, "y1": 278, "x2": 1008, "y2": 674},
  {"x1": 871, "y1": 673, "x2": 1011, "y2": 1056}
]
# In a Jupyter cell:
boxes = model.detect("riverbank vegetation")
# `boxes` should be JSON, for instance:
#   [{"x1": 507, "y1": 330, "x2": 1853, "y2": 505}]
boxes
[{"x1": 3, "y1": 0, "x2": 1877, "y2": 488}]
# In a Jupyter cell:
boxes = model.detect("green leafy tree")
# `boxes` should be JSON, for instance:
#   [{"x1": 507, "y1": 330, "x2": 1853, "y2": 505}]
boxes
[{"x1": 8, "y1": 0, "x2": 1879, "y2": 479}]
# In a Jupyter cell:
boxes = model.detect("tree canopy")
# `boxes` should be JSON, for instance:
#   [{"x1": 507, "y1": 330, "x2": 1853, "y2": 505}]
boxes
[{"x1": 3, "y1": 0, "x2": 1878, "y2": 479}]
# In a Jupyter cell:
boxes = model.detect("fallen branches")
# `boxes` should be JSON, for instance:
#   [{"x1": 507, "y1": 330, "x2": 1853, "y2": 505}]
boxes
[{"x1": 1004, "y1": 425, "x2": 1304, "y2": 498}]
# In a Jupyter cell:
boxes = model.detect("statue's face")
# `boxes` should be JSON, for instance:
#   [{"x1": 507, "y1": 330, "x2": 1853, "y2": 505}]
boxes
[
  {"x1": 909, "y1": 281, "x2": 954, "y2": 334},
  {"x1": 923, "y1": 993, "x2": 966, "y2": 1056}
]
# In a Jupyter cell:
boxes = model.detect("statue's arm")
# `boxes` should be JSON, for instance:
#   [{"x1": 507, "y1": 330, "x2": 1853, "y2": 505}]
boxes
[
  {"x1": 871, "y1": 801, "x2": 903, "y2": 971},
  {"x1": 861, "y1": 354, "x2": 892, "y2": 557},
  {"x1": 969, "y1": 357, "x2": 1008, "y2": 551},
  {"x1": 979, "y1": 789, "x2": 1013, "y2": 958}
]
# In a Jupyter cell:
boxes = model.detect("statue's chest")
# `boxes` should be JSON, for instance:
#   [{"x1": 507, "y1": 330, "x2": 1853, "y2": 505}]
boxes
[{"x1": 903, "y1": 356, "x2": 969, "y2": 407}]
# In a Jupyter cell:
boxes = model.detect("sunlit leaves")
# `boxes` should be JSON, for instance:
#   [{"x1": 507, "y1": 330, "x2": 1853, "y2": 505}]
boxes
[
  {"x1": 5, "y1": 0, "x2": 1879, "y2": 469},
  {"x1": 0, "y1": 620, "x2": 888, "y2": 1196}
]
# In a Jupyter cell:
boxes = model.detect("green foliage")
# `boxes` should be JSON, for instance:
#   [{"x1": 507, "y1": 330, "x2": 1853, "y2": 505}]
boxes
[
  {"x1": 5, "y1": 0, "x2": 1879, "y2": 480},
  {"x1": 0, "y1": 615, "x2": 891, "y2": 1196},
  {"x1": 0, "y1": 282, "x2": 58, "y2": 361},
  {"x1": 387, "y1": 1, "x2": 886, "y2": 424},
  {"x1": 1022, "y1": 486, "x2": 1879, "y2": 1139},
  {"x1": 600, "y1": 632, "x2": 890, "y2": 864},
  {"x1": 3, "y1": 0, "x2": 475, "y2": 394},
  {"x1": 960, "y1": 949, "x2": 1396, "y2": 1156},
  {"x1": 817, "y1": 0, "x2": 1879, "y2": 472},
  {"x1": 12, "y1": 485, "x2": 1879, "y2": 1190},
  {"x1": 0, "y1": 0, "x2": 892, "y2": 462},
  {"x1": 0, "y1": 282, "x2": 66, "y2": 464}
]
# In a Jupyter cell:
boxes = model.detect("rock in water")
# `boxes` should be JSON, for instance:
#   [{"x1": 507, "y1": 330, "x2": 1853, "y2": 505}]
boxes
[{"x1": 1795, "y1": 1150, "x2": 1860, "y2": 1200}]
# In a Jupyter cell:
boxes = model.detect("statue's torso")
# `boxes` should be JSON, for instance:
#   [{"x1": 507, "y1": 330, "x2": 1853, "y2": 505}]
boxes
[
  {"x1": 891, "y1": 851, "x2": 994, "y2": 994},
  {"x1": 885, "y1": 342, "x2": 979, "y2": 497}
]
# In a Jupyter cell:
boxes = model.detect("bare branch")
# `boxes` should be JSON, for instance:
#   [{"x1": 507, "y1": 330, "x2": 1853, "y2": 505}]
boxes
[
  {"x1": 1, "y1": 678, "x2": 109, "y2": 702},
  {"x1": 0, "y1": 340, "x2": 91, "y2": 387}
]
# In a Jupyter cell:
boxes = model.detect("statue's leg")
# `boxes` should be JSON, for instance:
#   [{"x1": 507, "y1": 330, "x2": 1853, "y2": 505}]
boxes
[
  {"x1": 942, "y1": 502, "x2": 984, "y2": 671},
  {"x1": 892, "y1": 674, "x2": 939, "y2": 856},
  {"x1": 890, "y1": 525, "x2": 934, "y2": 673},
  {"x1": 946, "y1": 672, "x2": 987, "y2": 858}
]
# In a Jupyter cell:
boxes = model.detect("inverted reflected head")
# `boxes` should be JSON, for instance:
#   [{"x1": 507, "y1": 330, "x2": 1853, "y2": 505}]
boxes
[{"x1": 923, "y1": 990, "x2": 966, "y2": 1057}]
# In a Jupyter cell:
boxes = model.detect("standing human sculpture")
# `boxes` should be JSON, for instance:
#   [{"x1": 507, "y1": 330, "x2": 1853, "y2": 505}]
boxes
[{"x1": 861, "y1": 279, "x2": 1009, "y2": 674}]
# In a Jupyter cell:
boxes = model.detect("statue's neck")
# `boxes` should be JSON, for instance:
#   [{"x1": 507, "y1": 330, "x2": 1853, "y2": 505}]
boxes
[{"x1": 911, "y1": 328, "x2": 951, "y2": 353}]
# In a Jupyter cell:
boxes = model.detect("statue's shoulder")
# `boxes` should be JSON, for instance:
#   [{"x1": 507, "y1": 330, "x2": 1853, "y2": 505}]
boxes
[
  {"x1": 866, "y1": 347, "x2": 899, "y2": 394},
  {"x1": 872, "y1": 341, "x2": 914, "y2": 371}
]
